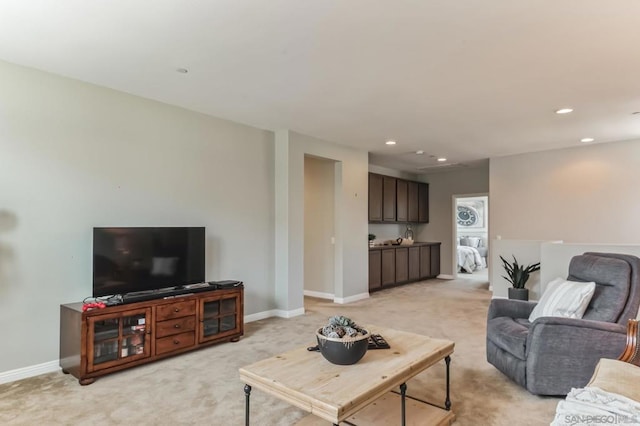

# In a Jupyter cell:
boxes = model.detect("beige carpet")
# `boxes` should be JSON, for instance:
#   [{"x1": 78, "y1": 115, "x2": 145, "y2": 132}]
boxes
[{"x1": 0, "y1": 278, "x2": 559, "y2": 425}]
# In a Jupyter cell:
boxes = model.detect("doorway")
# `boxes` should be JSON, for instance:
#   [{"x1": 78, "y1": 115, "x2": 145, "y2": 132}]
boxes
[
  {"x1": 453, "y1": 194, "x2": 489, "y2": 281},
  {"x1": 303, "y1": 155, "x2": 337, "y2": 300}
]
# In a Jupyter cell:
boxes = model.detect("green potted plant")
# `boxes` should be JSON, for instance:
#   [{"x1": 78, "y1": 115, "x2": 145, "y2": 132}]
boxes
[
  {"x1": 500, "y1": 255, "x2": 540, "y2": 301},
  {"x1": 368, "y1": 233, "x2": 376, "y2": 247}
]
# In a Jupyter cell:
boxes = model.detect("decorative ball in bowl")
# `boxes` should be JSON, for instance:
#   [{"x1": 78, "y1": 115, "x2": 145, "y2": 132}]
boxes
[{"x1": 316, "y1": 316, "x2": 370, "y2": 365}]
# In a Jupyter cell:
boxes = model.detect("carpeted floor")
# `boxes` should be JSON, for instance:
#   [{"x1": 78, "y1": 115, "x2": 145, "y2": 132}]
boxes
[{"x1": 0, "y1": 278, "x2": 559, "y2": 425}]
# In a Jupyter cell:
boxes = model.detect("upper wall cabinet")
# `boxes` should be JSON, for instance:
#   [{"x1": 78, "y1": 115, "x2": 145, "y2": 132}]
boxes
[
  {"x1": 407, "y1": 181, "x2": 419, "y2": 222},
  {"x1": 418, "y1": 182, "x2": 429, "y2": 223},
  {"x1": 382, "y1": 176, "x2": 397, "y2": 221},
  {"x1": 396, "y1": 179, "x2": 408, "y2": 222},
  {"x1": 368, "y1": 173, "x2": 429, "y2": 224},
  {"x1": 368, "y1": 174, "x2": 383, "y2": 221}
]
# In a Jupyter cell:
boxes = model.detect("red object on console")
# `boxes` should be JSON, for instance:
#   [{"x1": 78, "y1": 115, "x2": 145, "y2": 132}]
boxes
[{"x1": 82, "y1": 302, "x2": 106, "y2": 312}]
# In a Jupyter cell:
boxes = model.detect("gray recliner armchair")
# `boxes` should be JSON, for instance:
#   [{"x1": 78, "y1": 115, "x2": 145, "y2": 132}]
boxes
[{"x1": 486, "y1": 252, "x2": 640, "y2": 395}]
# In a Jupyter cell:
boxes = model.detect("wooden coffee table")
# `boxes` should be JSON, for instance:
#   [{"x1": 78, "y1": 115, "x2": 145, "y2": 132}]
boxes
[{"x1": 239, "y1": 326, "x2": 455, "y2": 425}]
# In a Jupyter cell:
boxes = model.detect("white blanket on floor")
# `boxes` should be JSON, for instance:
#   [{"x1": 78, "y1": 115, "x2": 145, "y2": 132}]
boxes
[
  {"x1": 457, "y1": 245, "x2": 483, "y2": 273},
  {"x1": 551, "y1": 386, "x2": 640, "y2": 426}
]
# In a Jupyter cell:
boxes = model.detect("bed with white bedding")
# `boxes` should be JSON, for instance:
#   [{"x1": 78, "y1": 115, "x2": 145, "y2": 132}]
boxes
[{"x1": 457, "y1": 245, "x2": 484, "y2": 273}]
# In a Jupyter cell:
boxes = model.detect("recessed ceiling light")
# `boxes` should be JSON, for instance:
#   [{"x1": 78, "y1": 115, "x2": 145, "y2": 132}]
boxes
[
  {"x1": 580, "y1": 138, "x2": 595, "y2": 143},
  {"x1": 385, "y1": 140, "x2": 396, "y2": 145},
  {"x1": 555, "y1": 108, "x2": 573, "y2": 114},
  {"x1": 437, "y1": 157, "x2": 447, "y2": 162},
  {"x1": 416, "y1": 150, "x2": 424, "y2": 155},
  {"x1": 176, "y1": 68, "x2": 189, "y2": 74}
]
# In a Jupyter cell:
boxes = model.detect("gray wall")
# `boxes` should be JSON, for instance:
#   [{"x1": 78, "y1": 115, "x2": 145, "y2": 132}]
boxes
[
  {"x1": 415, "y1": 165, "x2": 490, "y2": 276},
  {"x1": 0, "y1": 60, "x2": 275, "y2": 373},
  {"x1": 275, "y1": 130, "x2": 368, "y2": 310},
  {"x1": 490, "y1": 139, "x2": 640, "y2": 243}
]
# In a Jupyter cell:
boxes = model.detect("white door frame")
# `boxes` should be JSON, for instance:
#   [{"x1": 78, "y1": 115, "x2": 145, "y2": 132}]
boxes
[{"x1": 451, "y1": 192, "x2": 489, "y2": 280}]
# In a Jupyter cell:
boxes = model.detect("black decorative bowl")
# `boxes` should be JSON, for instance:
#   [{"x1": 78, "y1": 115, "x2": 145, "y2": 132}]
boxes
[{"x1": 316, "y1": 328, "x2": 370, "y2": 365}]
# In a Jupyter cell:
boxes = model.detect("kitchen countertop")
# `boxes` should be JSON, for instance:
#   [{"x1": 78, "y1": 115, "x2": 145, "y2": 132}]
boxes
[{"x1": 368, "y1": 241, "x2": 441, "y2": 250}]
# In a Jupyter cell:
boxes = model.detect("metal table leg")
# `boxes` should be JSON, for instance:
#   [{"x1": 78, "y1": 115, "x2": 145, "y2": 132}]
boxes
[
  {"x1": 244, "y1": 384, "x2": 252, "y2": 426},
  {"x1": 400, "y1": 382, "x2": 407, "y2": 426},
  {"x1": 445, "y1": 355, "x2": 451, "y2": 411}
]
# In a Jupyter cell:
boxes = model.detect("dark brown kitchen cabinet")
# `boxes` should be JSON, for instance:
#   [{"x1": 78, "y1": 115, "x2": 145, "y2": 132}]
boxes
[
  {"x1": 407, "y1": 181, "x2": 419, "y2": 222},
  {"x1": 408, "y1": 246, "x2": 420, "y2": 281},
  {"x1": 382, "y1": 177, "x2": 397, "y2": 221},
  {"x1": 369, "y1": 243, "x2": 440, "y2": 292},
  {"x1": 418, "y1": 182, "x2": 429, "y2": 223},
  {"x1": 368, "y1": 250, "x2": 382, "y2": 291},
  {"x1": 368, "y1": 173, "x2": 429, "y2": 224},
  {"x1": 395, "y1": 248, "x2": 409, "y2": 283},
  {"x1": 420, "y1": 245, "x2": 432, "y2": 279},
  {"x1": 430, "y1": 244, "x2": 441, "y2": 277},
  {"x1": 396, "y1": 180, "x2": 408, "y2": 222},
  {"x1": 368, "y1": 173, "x2": 383, "y2": 222},
  {"x1": 381, "y1": 249, "x2": 396, "y2": 286}
]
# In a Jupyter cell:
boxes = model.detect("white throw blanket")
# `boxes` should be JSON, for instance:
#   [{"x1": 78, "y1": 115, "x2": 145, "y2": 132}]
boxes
[
  {"x1": 551, "y1": 387, "x2": 640, "y2": 426},
  {"x1": 457, "y1": 245, "x2": 483, "y2": 273}
]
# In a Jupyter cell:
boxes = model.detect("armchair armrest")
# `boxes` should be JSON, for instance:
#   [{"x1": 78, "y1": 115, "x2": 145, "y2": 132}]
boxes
[
  {"x1": 527, "y1": 317, "x2": 626, "y2": 344},
  {"x1": 525, "y1": 318, "x2": 627, "y2": 395},
  {"x1": 487, "y1": 298, "x2": 537, "y2": 321},
  {"x1": 530, "y1": 316, "x2": 626, "y2": 333},
  {"x1": 527, "y1": 317, "x2": 626, "y2": 355}
]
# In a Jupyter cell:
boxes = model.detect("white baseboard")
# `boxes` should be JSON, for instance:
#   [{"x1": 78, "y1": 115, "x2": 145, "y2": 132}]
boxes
[
  {"x1": 244, "y1": 310, "x2": 277, "y2": 323},
  {"x1": 334, "y1": 292, "x2": 369, "y2": 304},
  {"x1": 437, "y1": 274, "x2": 455, "y2": 280},
  {"x1": 244, "y1": 307, "x2": 305, "y2": 323},
  {"x1": 303, "y1": 290, "x2": 334, "y2": 300},
  {"x1": 303, "y1": 290, "x2": 370, "y2": 304},
  {"x1": 274, "y1": 307, "x2": 305, "y2": 318},
  {"x1": 0, "y1": 360, "x2": 59, "y2": 385}
]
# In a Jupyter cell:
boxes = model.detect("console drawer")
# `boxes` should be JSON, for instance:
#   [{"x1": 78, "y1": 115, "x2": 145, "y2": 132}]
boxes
[
  {"x1": 156, "y1": 316, "x2": 196, "y2": 338},
  {"x1": 156, "y1": 300, "x2": 196, "y2": 321},
  {"x1": 155, "y1": 331, "x2": 195, "y2": 355}
]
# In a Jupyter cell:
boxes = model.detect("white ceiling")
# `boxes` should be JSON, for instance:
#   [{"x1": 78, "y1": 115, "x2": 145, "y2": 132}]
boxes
[{"x1": 2, "y1": 1, "x2": 640, "y2": 172}]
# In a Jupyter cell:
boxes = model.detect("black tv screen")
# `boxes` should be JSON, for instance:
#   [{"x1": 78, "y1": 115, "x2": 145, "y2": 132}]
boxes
[{"x1": 93, "y1": 227, "x2": 205, "y2": 297}]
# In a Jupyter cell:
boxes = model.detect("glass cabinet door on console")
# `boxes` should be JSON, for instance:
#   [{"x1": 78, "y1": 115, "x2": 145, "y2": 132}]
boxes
[
  {"x1": 198, "y1": 294, "x2": 240, "y2": 343},
  {"x1": 87, "y1": 308, "x2": 151, "y2": 372}
]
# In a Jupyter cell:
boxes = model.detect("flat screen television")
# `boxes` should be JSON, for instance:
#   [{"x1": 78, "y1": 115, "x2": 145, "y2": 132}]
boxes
[{"x1": 93, "y1": 227, "x2": 205, "y2": 297}]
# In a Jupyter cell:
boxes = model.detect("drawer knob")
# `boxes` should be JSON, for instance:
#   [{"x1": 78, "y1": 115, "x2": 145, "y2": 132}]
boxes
[
  {"x1": 174, "y1": 308, "x2": 180, "y2": 312},
  {"x1": 174, "y1": 324, "x2": 181, "y2": 329},
  {"x1": 173, "y1": 339, "x2": 180, "y2": 345}
]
